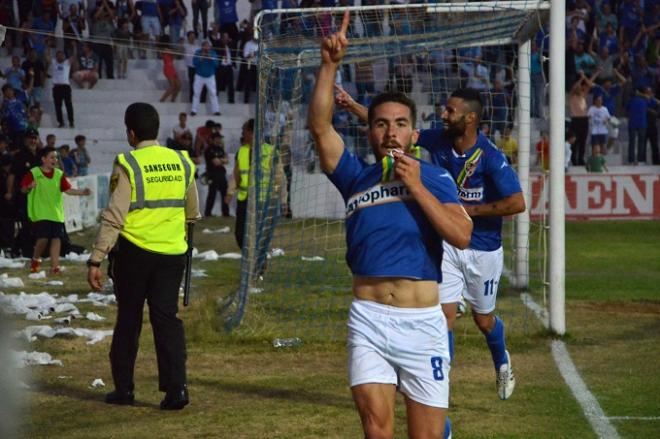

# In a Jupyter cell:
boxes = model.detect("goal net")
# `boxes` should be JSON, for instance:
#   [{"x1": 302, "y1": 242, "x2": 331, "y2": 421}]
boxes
[{"x1": 221, "y1": 1, "x2": 550, "y2": 341}]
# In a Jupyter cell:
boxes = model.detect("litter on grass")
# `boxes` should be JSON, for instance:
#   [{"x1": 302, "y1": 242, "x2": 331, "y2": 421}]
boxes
[
  {"x1": 202, "y1": 227, "x2": 230, "y2": 234},
  {"x1": 13, "y1": 351, "x2": 62, "y2": 367},
  {"x1": 0, "y1": 273, "x2": 24, "y2": 288},
  {"x1": 90, "y1": 378, "x2": 105, "y2": 388}
]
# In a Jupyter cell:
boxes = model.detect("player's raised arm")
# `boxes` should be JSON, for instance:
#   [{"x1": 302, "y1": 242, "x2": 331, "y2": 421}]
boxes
[
  {"x1": 334, "y1": 84, "x2": 368, "y2": 124},
  {"x1": 308, "y1": 10, "x2": 350, "y2": 174}
]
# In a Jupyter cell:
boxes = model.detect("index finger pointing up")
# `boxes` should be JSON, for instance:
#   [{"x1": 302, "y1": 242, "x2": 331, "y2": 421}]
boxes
[{"x1": 339, "y1": 9, "x2": 350, "y2": 36}]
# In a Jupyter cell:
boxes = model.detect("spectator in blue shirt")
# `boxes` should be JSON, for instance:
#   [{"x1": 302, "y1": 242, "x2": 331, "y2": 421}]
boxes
[
  {"x1": 573, "y1": 41, "x2": 596, "y2": 76},
  {"x1": 592, "y1": 72, "x2": 626, "y2": 116},
  {"x1": 530, "y1": 39, "x2": 545, "y2": 117},
  {"x1": 489, "y1": 79, "x2": 510, "y2": 137},
  {"x1": 644, "y1": 87, "x2": 659, "y2": 165},
  {"x1": 167, "y1": 0, "x2": 187, "y2": 44},
  {"x1": 627, "y1": 88, "x2": 649, "y2": 164},
  {"x1": 3, "y1": 57, "x2": 25, "y2": 91},
  {"x1": 190, "y1": 40, "x2": 220, "y2": 116},
  {"x1": 58, "y1": 145, "x2": 78, "y2": 177},
  {"x1": 31, "y1": 11, "x2": 56, "y2": 57},
  {"x1": 0, "y1": 84, "x2": 28, "y2": 136},
  {"x1": 631, "y1": 55, "x2": 655, "y2": 90},
  {"x1": 215, "y1": 0, "x2": 238, "y2": 36},
  {"x1": 619, "y1": 0, "x2": 642, "y2": 42},
  {"x1": 137, "y1": 0, "x2": 162, "y2": 42},
  {"x1": 598, "y1": 23, "x2": 618, "y2": 54}
]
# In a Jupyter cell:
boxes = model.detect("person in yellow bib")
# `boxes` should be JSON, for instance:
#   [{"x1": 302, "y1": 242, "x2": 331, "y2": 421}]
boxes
[
  {"x1": 225, "y1": 118, "x2": 287, "y2": 250},
  {"x1": 87, "y1": 103, "x2": 201, "y2": 410},
  {"x1": 20, "y1": 146, "x2": 91, "y2": 274}
]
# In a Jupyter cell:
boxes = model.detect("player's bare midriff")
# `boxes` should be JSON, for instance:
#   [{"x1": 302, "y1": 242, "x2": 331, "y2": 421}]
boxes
[{"x1": 353, "y1": 276, "x2": 439, "y2": 308}]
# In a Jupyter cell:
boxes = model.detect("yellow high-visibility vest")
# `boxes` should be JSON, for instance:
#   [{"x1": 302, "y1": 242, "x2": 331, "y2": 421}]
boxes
[
  {"x1": 237, "y1": 143, "x2": 274, "y2": 202},
  {"x1": 116, "y1": 145, "x2": 195, "y2": 255},
  {"x1": 236, "y1": 144, "x2": 250, "y2": 201}
]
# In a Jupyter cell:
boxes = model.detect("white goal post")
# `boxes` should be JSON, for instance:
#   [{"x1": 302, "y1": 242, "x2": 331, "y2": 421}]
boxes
[{"x1": 222, "y1": 1, "x2": 564, "y2": 337}]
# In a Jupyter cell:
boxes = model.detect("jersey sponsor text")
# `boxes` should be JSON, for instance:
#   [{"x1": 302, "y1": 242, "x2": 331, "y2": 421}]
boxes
[
  {"x1": 346, "y1": 181, "x2": 412, "y2": 217},
  {"x1": 458, "y1": 186, "x2": 484, "y2": 202}
]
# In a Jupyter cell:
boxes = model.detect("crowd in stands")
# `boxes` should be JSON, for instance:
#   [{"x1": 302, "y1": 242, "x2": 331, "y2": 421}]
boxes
[
  {"x1": 327, "y1": 0, "x2": 659, "y2": 169},
  {"x1": 560, "y1": 0, "x2": 659, "y2": 166}
]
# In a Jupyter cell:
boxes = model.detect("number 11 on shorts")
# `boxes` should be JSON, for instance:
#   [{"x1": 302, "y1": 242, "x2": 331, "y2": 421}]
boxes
[
  {"x1": 431, "y1": 357, "x2": 444, "y2": 381},
  {"x1": 484, "y1": 279, "x2": 495, "y2": 296}
]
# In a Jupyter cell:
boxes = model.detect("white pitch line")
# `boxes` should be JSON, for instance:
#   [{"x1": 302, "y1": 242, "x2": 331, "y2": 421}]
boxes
[
  {"x1": 552, "y1": 341, "x2": 621, "y2": 439},
  {"x1": 520, "y1": 293, "x2": 549, "y2": 328},
  {"x1": 521, "y1": 293, "x2": 620, "y2": 439},
  {"x1": 606, "y1": 416, "x2": 660, "y2": 421}
]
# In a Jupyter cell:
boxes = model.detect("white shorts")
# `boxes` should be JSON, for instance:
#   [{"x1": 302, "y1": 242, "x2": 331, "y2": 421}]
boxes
[
  {"x1": 440, "y1": 242, "x2": 503, "y2": 314},
  {"x1": 347, "y1": 300, "x2": 450, "y2": 408}
]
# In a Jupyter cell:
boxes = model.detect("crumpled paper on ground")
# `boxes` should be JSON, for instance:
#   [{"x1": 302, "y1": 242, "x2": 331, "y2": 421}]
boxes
[
  {"x1": 63, "y1": 252, "x2": 92, "y2": 262},
  {"x1": 0, "y1": 257, "x2": 24, "y2": 269},
  {"x1": 13, "y1": 350, "x2": 62, "y2": 367},
  {"x1": 28, "y1": 271, "x2": 46, "y2": 279},
  {"x1": 194, "y1": 250, "x2": 242, "y2": 260},
  {"x1": 85, "y1": 312, "x2": 105, "y2": 321},
  {"x1": 0, "y1": 273, "x2": 24, "y2": 288},
  {"x1": 17, "y1": 325, "x2": 113, "y2": 345},
  {"x1": 202, "y1": 226, "x2": 230, "y2": 234},
  {"x1": 90, "y1": 378, "x2": 105, "y2": 388}
]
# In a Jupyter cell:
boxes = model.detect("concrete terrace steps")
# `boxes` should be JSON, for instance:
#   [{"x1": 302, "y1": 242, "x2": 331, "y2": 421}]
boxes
[
  {"x1": 41, "y1": 95, "x2": 251, "y2": 114},
  {"x1": 40, "y1": 84, "x2": 246, "y2": 106},
  {"x1": 39, "y1": 111, "x2": 249, "y2": 129}
]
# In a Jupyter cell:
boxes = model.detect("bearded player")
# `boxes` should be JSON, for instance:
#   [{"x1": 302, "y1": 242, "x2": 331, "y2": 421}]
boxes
[{"x1": 336, "y1": 86, "x2": 525, "y2": 400}]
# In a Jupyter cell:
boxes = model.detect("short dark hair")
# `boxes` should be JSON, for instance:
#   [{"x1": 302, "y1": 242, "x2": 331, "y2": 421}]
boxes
[
  {"x1": 38, "y1": 146, "x2": 56, "y2": 161},
  {"x1": 450, "y1": 88, "x2": 483, "y2": 121},
  {"x1": 1, "y1": 84, "x2": 12, "y2": 93},
  {"x1": 125, "y1": 102, "x2": 159, "y2": 141},
  {"x1": 367, "y1": 92, "x2": 417, "y2": 128},
  {"x1": 243, "y1": 118, "x2": 255, "y2": 133},
  {"x1": 74, "y1": 134, "x2": 86, "y2": 143}
]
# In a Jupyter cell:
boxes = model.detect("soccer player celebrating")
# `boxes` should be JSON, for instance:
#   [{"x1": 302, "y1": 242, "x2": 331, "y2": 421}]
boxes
[
  {"x1": 418, "y1": 89, "x2": 525, "y2": 400},
  {"x1": 336, "y1": 87, "x2": 526, "y2": 400},
  {"x1": 309, "y1": 11, "x2": 472, "y2": 439}
]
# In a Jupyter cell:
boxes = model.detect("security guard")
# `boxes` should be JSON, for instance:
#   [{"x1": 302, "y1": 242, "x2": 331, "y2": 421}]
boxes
[
  {"x1": 230, "y1": 119, "x2": 254, "y2": 249},
  {"x1": 87, "y1": 103, "x2": 200, "y2": 410},
  {"x1": 225, "y1": 119, "x2": 287, "y2": 250}
]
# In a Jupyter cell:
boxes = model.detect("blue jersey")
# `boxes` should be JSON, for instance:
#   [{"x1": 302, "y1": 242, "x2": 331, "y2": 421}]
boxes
[
  {"x1": 328, "y1": 148, "x2": 460, "y2": 282},
  {"x1": 417, "y1": 130, "x2": 522, "y2": 251}
]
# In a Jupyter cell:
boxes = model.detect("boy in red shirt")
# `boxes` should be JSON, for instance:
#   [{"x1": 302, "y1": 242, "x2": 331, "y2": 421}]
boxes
[{"x1": 21, "y1": 146, "x2": 91, "y2": 274}]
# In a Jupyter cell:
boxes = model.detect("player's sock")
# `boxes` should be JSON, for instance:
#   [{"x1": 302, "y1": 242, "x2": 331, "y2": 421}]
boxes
[
  {"x1": 447, "y1": 330, "x2": 454, "y2": 362},
  {"x1": 485, "y1": 316, "x2": 507, "y2": 370},
  {"x1": 444, "y1": 416, "x2": 452, "y2": 439}
]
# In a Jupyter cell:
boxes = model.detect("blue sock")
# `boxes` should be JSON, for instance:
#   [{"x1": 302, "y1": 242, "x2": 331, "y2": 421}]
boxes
[
  {"x1": 484, "y1": 316, "x2": 507, "y2": 370},
  {"x1": 444, "y1": 416, "x2": 452, "y2": 439},
  {"x1": 447, "y1": 330, "x2": 454, "y2": 363}
]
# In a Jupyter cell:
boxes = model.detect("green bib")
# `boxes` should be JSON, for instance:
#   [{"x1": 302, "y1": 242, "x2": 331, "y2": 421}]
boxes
[{"x1": 27, "y1": 167, "x2": 65, "y2": 223}]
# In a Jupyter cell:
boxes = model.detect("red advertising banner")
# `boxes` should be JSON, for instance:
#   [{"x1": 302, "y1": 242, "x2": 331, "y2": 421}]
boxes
[{"x1": 530, "y1": 172, "x2": 660, "y2": 220}]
